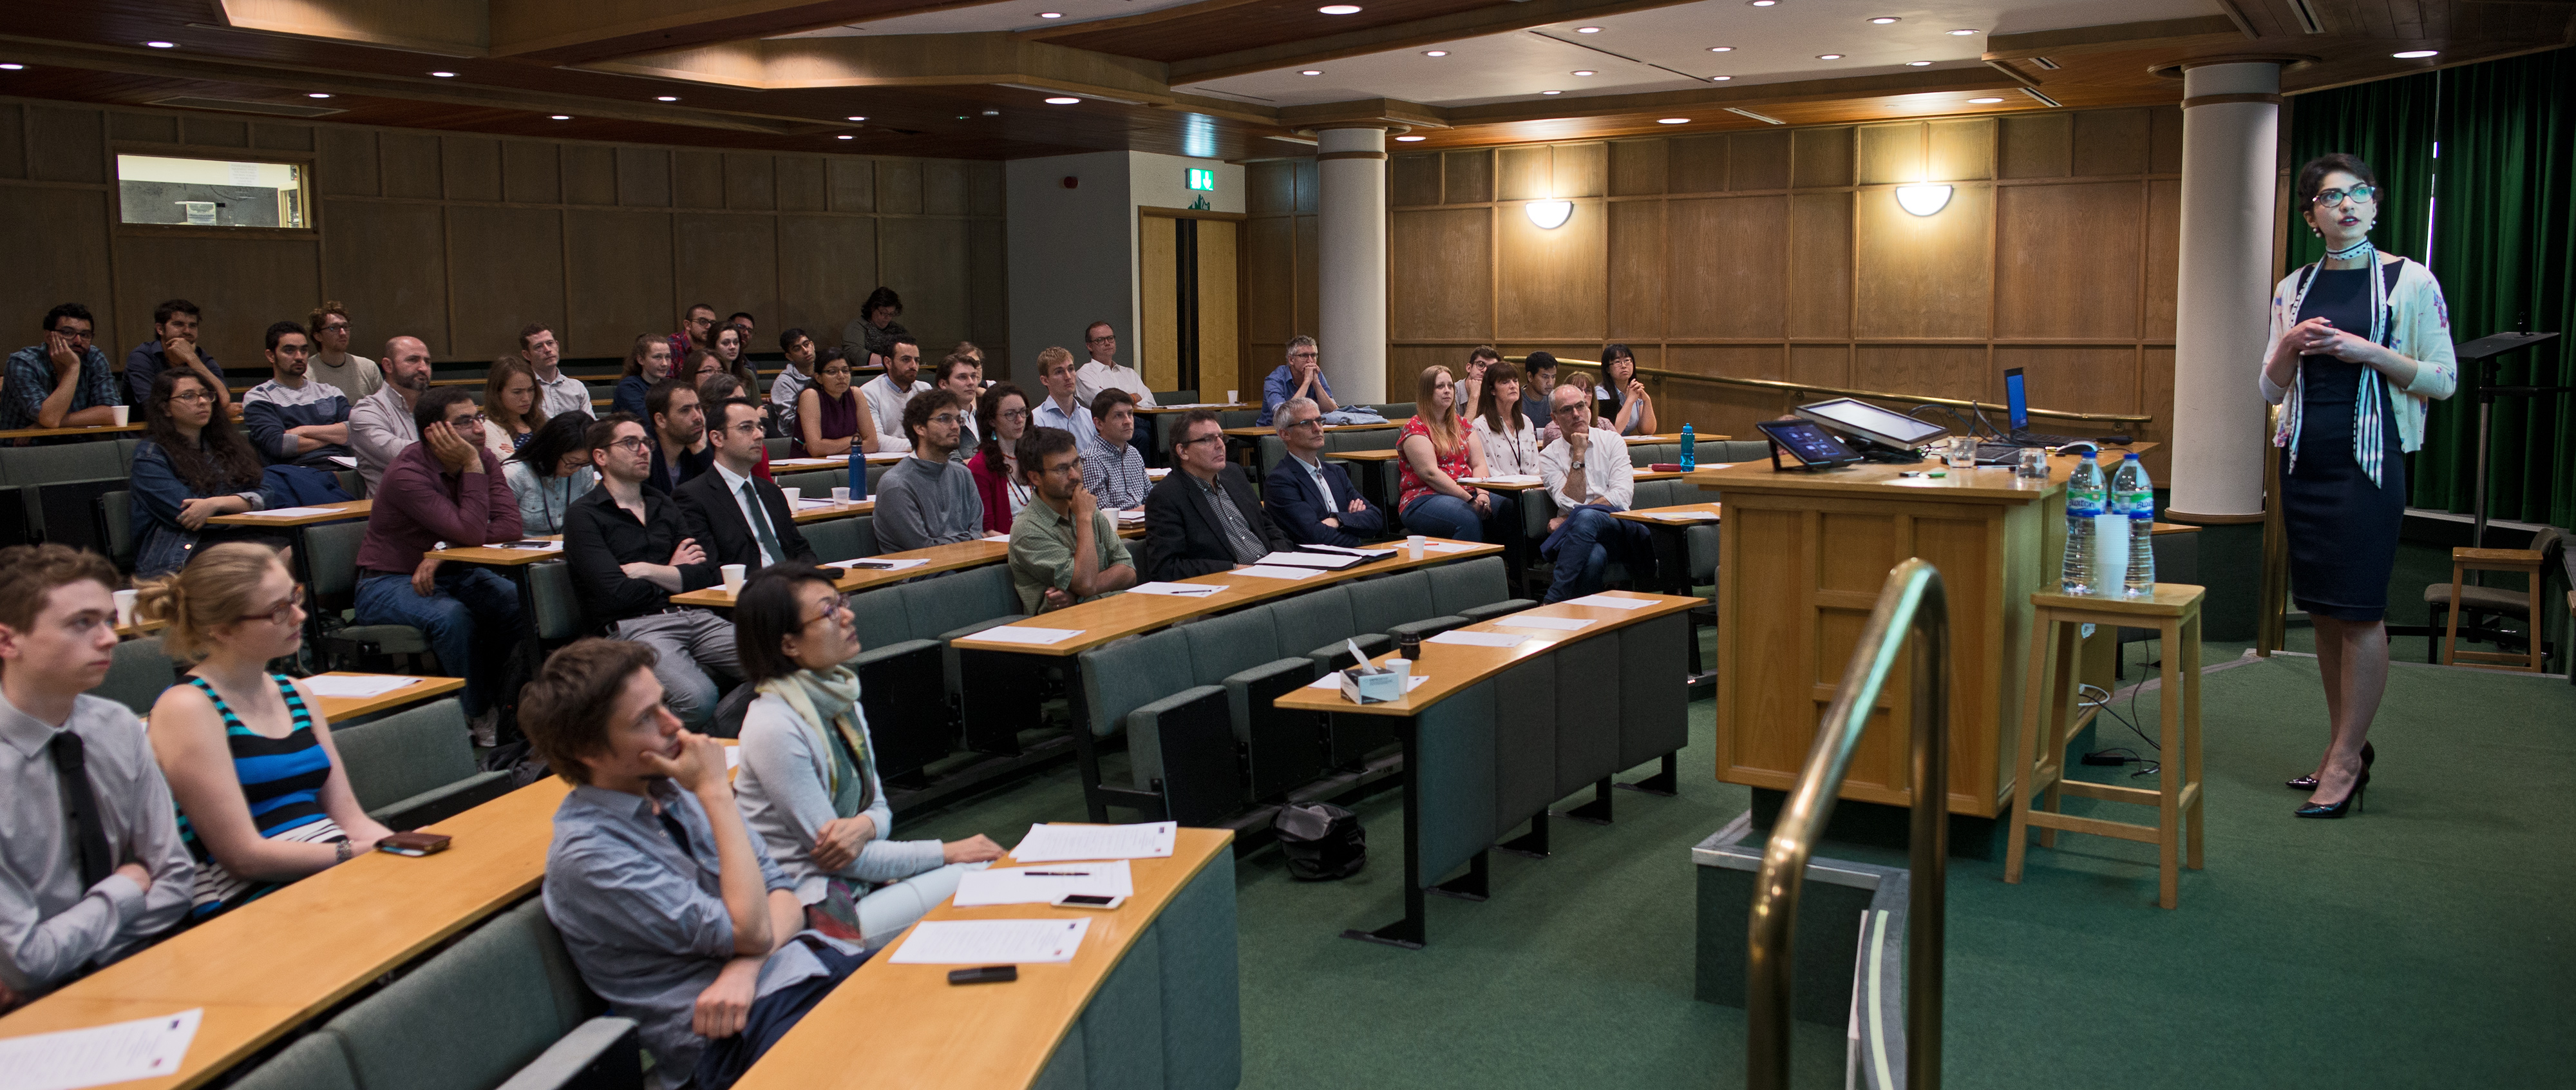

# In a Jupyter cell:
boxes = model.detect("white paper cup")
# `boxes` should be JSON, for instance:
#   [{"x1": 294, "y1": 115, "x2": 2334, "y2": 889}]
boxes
[
  {"x1": 1383, "y1": 658, "x2": 1412, "y2": 680},
  {"x1": 1226, "y1": 390, "x2": 1238, "y2": 405},
  {"x1": 831, "y1": 486, "x2": 851, "y2": 504},
  {"x1": 113, "y1": 589, "x2": 137, "y2": 626},
  {"x1": 721, "y1": 564, "x2": 746, "y2": 593},
  {"x1": 782, "y1": 487, "x2": 801, "y2": 504},
  {"x1": 1406, "y1": 534, "x2": 1425, "y2": 559},
  {"x1": 110, "y1": 405, "x2": 130, "y2": 426}
]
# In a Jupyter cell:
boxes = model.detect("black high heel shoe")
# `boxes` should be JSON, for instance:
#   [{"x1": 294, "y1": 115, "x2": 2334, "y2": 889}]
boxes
[
  {"x1": 2287, "y1": 741, "x2": 2373, "y2": 790},
  {"x1": 2295, "y1": 769, "x2": 2370, "y2": 819}
]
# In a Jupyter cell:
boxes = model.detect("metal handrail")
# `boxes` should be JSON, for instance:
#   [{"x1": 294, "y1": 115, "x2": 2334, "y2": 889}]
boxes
[
  {"x1": 1748, "y1": 557, "x2": 1949, "y2": 1090},
  {"x1": 1499, "y1": 355, "x2": 2152, "y2": 425}
]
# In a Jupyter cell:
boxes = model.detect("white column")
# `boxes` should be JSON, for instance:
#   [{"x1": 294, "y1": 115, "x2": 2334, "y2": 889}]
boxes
[
  {"x1": 2166, "y1": 61, "x2": 2282, "y2": 519},
  {"x1": 1316, "y1": 127, "x2": 1388, "y2": 404}
]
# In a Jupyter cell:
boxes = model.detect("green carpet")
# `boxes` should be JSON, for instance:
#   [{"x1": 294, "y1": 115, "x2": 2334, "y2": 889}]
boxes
[{"x1": 902, "y1": 640, "x2": 2576, "y2": 1088}]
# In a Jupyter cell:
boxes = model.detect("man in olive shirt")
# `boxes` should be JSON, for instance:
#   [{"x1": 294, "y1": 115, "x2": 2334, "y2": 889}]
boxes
[{"x1": 1008, "y1": 427, "x2": 1137, "y2": 613}]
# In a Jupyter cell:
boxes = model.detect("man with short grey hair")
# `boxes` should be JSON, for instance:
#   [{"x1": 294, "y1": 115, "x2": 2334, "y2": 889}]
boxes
[
  {"x1": 1258, "y1": 336, "x2": 1338, "y2": 426},
  {"x1": 1263, "y1": 396, "x2": 1383, "y2": 548},
  {"x1": 1535, "y1": 385, "x2": 1653, "y2": 602}
]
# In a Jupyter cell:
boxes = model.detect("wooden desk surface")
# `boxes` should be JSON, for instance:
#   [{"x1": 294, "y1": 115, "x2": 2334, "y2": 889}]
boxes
[
  {"x1": 1222, "y1": 421, "x2": 1400, "y2": 438},
  {"x1": 1328, "y1": 450, "x2": 1401, "y2": 462},
  {"x1": 116, "y1": 617, "x2": 171, "y2": 640},
  {"x1": 1613, "y1": 501, "x2": 1721, "y2": 524},
  {"x1": 1275, "y1": 590, "x2": 1702, "y2": 717},
  {"x1": 1463, "y1": 469, "x2": 1687, "y2": 492},
  {"x1": 207, "y1": 500, "x2": 372, "y2": 528},
  {"x1": 0, "y1": 778, "x2": 571, "y2": 1090},
  {"x1": 305, "y1": 672, "x2": 468, "y2": 722},
  {"x1": 424, "y1": 536, "x2": 563, "y2": 566},
  {"x1": 0, "y1": 422, "x2": 144, "y2": 441},
  {"x1": 1135, "y1": 402, "x2": 1255, "y2": 414},
  {"x1": 668, "y1": 539, "x2": 1008, "y2": 607},
  {"x1": 770, "y1": 454, "x2": 904, "y2": 470},
  {"x1": 788, "y1": 499, "x2": 875, "y2": 523},
  {"x1": 734, "y1": 827, "x2": 1234, "y2": 1090},
  {"x1": 949, "y1": 540, "x2": 1504, "y2": 658},
  {"x1": 1682, "y1": 443, "x2": 2158, "y2": 504}
]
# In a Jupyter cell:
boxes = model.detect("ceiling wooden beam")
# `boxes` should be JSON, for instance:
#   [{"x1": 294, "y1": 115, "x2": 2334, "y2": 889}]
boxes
[
  {"x1": 1164, "y1": 0, "x2": 1711, "y2": 83},
  {"x1": 484, "y1": 0, "x2": 1000, "y2": 64},
  {"x1": 1984, "y1": 15, "x2": 2251, "y2": 61}
]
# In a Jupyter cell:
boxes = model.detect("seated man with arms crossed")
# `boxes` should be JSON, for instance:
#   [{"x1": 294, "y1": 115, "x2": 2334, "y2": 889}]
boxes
[
  {"x1": 677, "y1": 397, "x2": 817, "y2": 573},
  {"x1": 1081, "y1": 389, "x2": 1150, "y2": 512},
  {"x1": 1535, "y1": 384, "x2": 1655, "y2": 603},
  {"x1": 1142, "y1": 410, "x2": 1294, "y2": 581},
  {"x1": 1009, "y1": 427, "x2": 1138, "y2": 613},
  {"x1": 241, "y1": 320, "x2": 354, "y2": 469},
  {"x1": 352, "y1": 387, "x2": 522, "y2": 743},
  {"x1": 1263, "y1": 396, "x2": 1385, "y2": 548},
  {"x1": 566, "y1": 416, "x2": 737, "y2": 730},
  {"x1": 871, "y1": 389, "x2": 983, "y2": 552},
  {"x1": 0, "y1": 546, "x2": 194, "y2": 1011},
  {"x1": 528, "y1": 639, "x2": 864, "y2": 1090},
  {"x1": 644, "y1": 379, "x2": 714, "y2": 497}
]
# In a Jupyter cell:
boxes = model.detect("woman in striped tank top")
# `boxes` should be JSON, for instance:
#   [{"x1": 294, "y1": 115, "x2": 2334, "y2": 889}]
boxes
[{"x1": 138, "y1": 543, "x2": 391, "y2": 918}]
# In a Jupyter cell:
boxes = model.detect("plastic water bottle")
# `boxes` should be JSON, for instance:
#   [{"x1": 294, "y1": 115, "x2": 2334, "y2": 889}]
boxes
[
  {"x1": 2114, "y1": 452, "x2": 2155, "y2": 598},
  {"x1": 2061, "y1": 453, "x2": 2108, "y2": 595},
  {"x1": 847, "y1": 448, "x2": 868, "y2": 502},
  {"x1": 1680, "y1": 423, "x2": 1696, "y2": 470}
]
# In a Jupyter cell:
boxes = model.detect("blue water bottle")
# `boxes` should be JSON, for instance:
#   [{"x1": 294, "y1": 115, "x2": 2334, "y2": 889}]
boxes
[
  {"x1": 848, "y1": 448, "x2": 867, "y2": 502},
  {"x1": 1679, "y1": 423, "x2": 1696, "y2": 470}
]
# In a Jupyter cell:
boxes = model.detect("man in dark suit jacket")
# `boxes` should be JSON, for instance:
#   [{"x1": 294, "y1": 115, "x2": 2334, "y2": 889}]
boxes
[
  {"x1": 1262, "y1": 396, "x2": 1385, "y2": 548},
  {"x1": 1142, "y1": 410, "x2": 1293, "y2": 581},
  {"x1": 675, "y1": 396, "x2": 817, "y2": 571}
]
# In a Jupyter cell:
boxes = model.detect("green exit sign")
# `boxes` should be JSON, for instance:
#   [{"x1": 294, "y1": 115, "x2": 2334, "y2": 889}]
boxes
[{"x1": 1186, "y1": 168, "x2": 1215, "y2": 191}]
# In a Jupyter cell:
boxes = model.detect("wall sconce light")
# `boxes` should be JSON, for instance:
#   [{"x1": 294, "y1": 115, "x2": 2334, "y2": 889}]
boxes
[
  {"x1": 1526, "y1": 199, "x2": 1573, "y2": 229},
  {"x1": 1894, "y1": 184, "x2": 1952, "y2": 216}
]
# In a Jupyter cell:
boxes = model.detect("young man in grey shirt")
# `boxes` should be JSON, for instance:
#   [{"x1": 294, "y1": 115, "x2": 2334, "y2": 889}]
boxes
[
  {"x1": 526, "y1": 638, "x2": 864, "y2": 1090},
  {"x1": 0, "y1": 545, "x2": 194, "y2": 1009},
  {"x1": 871, "y1": 388, "x2": 984, "y2": 552}
]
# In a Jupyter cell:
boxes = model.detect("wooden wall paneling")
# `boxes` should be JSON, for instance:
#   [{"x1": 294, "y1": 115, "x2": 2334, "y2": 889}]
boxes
[
  {"x1": 969, "y1": 217, "x2": 1009, "y2": 349},
  {"x1": 440, "y1": 137, "x2": 502, "y2": 203},
  {"x1": 876, "y1": 160, "x2": 924, "y2": 215},
  {"x1": 0, "y1": 105, "x2": 28, "y2": 180},
  {"x1": 726, "y1": 153, "x2": 777, "y2": 212},
  {"x1": 877, "y1": 216, "x2": 969, "y2": 346},
  {"x1": 777, "y1": 215, "x2": 876, "y2": 349},
  {"x1": 28, "y1": 107, "x2": 104, "y2": 184},
  {"x1": 1855, "y1": 123, "x2": 1922, "y2": 187},
  {"x1": 252, "y1": 123, "x2": 312, "y2": 152},
  {"x1": 969, "y1": 164, "x2": 1004, "y2": 217},
  {"x1": 1495, "y1": 145, "x2": 1549, "y2": 202},
  {"x1": 315, "y1": 127, "x2": 379, "y2": 197},
  {"x1": 775, "y1": 156, "x2": 825, "y2": 213},
  {"x1": 446, "y1": 206, "x2": 565, "y2": 359},
  {"x1": 110, "y1": 112, "x2": 178, "y2": 144},
  {"x1": 1790, "y1": 126, "x2": 1853, "y2": 189},
  {"x1": 1608, "y1": 139, "x2": 1667, "y2": 197},
  {"x1": 1998, "y1": 114, "x2": 2073, "y2": 180},
  {"x1": 1993, "y1": 347, "x2": 2138, "y2": 417},
  {"x1": 319, "y1": 199, "x2": 449, "y2": 357},
  {"x1": 0, "y1": 189, "x2": 115, "y2": 348},
  {"x1": 920, "y1": 161, "x2": 967, "y2": 216},
  {"x1": 564, "y1": 209, "x2": 674, "y2": 359},
  {"x1": 826, "y1": 157, "x2": 874, "y2": 213},
  {"x1": 379, "y1": 132, "x2": 440, "y2": 199},
  {"x1": 1551, "y1": 142, "x2": 1605, "y2": 199},
  {"x1": 1927, "y1": 119, "x2": 1996, "y2": 182},
  {"x1": 672, "y1": 152, "x2": 724, "y2": 209},
  {"x1": 2149, "y1": 106, "x2": 2185, "y2": 175},
  {"x1": 1196, "y1": 218, "x2": 1238, "y2": 398},
  {"x1": 1855, "y1": 345, "x2": 1987, "y2": 405},
  {"x1": 1607, "y1": 198, "x2": 1664, "y2": 339},
  {"x1": 1994, "y1": 182, "x2": 2141, "y2": 339},
  {"x1": 2143, "y1": 179, "x2": 2181, "y2": 339},
  {"x1": 674, "y1": 213, "x2": 779, "y2": 338},
  {"x1": 1140, "y1": 216, "x2": 1179, "y2": 388},
  {"x1": 561, "y1": 145, "x2": 614, "y2": 206},
  {"x1": 1390, "y1": 153, "x2": 1441, "y2": 207},
  {"x1": 1387, "y1": 207, "x2": 1492, "y2": 341},
  {"x1": 1494, "y1": 198, "x2": 1605, "y2": 342},
  {"x1": 2071, "y1": 109, "x2": 2150, "y2": 177},
  {"x1": 1662, "y1": 343, "x2": 1789, "y2": 440},
  {"x1": 1244, "y1": 215, "x2": 1296, "y2": 345},
  {"x1": 1385, "y1": 344, "x2": 1454, "y2": 403},
  {"x1": 1786, "y1": 343, "x2": 1852, "y2": 390},
  {"x1": 113, "y1": 236, "x2": 319, "y2": 367},
  {"x1": 1669, "y1": 134, "x2": 1727, "y2": 194},
  {"x1": 1728, "y1": 130, "x2": 1790, "y2": 191},
  {"x1": 501, "y1": 141, "x2": 560, "y2": 205},
  {"x1": 1853, "y1": 182, "x2": 1993, "y2": 339},
  {"x1": 1293, "y1": 159, "x2": 1319, "y2": 214},
  {"x1": 1248, "y1": 160, "x2": 1295, "y2": 215},
  {"x1": 616, "y1": 148, "x2": 670, "y2": 207},
  {"x1": 1665, "y1": 196, "x2": 1784, "y2": 339},
  {"x1": 1293, "y1": 214, "x2": 1319, "y2": 336},
  {"x1": 180, "y1": 116, "x2": 249, "y2": 150},
  {"x1": 2137, "y1": 347, "x2": 2174, "y2": 478},
  {"x1": 1442, "y1": 149, "x2": 1491, "y2": 204},
  {"x1": 1786, "y1": 191, "x2": 1853, "y2": 341}
]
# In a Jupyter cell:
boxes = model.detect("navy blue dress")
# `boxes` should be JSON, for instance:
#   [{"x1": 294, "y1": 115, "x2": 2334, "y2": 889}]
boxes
[{"x1": 2280, "y1": 262, "x2": 2406, "y2": 622}]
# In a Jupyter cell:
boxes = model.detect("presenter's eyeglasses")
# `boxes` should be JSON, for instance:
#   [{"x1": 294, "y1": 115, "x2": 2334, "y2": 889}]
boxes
[{"x1": 2311, "y1": 184, "x2": 2376, "y2": 206}]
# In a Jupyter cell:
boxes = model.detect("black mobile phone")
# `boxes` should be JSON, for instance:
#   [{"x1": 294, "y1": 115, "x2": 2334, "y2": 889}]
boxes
[
  {"x1": 947, "y1": 965, "x2": 1018, "y2": 985},
  {"x1": 848, "y1": 560, "x2": 897, "y2": 569}
]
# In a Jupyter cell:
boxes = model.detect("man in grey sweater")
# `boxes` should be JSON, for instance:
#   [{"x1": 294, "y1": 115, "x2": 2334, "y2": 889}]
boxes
[{"x1": 870, "y1": 388, "x2": 983, "y2": 552}]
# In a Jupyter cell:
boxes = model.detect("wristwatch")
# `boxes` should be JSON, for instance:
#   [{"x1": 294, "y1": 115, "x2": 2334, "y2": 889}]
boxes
[{"x1": 334, "y1": 839, "x2": 354, "y2": 863}]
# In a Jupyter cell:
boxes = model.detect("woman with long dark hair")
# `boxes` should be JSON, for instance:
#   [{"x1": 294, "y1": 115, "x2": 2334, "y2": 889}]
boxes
[
  {"x1": 844, "y1": 286, "x2": 908, "y2": 366},
  {"x1": 130, "y1": 370, "x2": 282, "y2": 576},
  {"x1": 794, "y1": 350, "x2": 876, "y2": 457},
  {"x1": 480, "y1": 352, "x2": 547, "y2": 461},
  {"x1": 2261, "y1": 151, "x2": 2458, "y2": 819},
  {"x1": 503, "y1": 412, "x2": 598, "y2": 535},
  {"x1": 1470, "y1": 361, "x2": 1540, "y2": 476},
  {"x1": 967, "y1": 381, "x2": 1032, "y2": 533},
  {"x1": 1595, "y1": 344, "x2": 1657, "y2": 435}
]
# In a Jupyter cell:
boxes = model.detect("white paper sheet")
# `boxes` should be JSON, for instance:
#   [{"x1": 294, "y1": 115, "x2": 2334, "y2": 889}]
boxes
[
  {"x1": 494, "y1": 540, "x2": 564, "y2": 551},
  {"x1": 951, "y1": 861, "x2": 1134, "y2": 906},
  {"x1": 1253, "y1": 551, "x2": 1359, "y2": 569},
  {"x1": 770, "y1": 458, "x2": 841, "y2": 470},
  {"x1": 1229, "y1": 564, "x2": 1319, "y2": 580},
  {"x1": 230, "y1": 506, "x2": 343, "y2": 519},
  {"x1": 967, "y1": 625, "x2": 1084, "y2": 645},
  {"x1": 300, "y1": 674, "x2": 419, "y2": 698},
  {"x1": 982, "y1": 533, "x2": 1012, "y2": 542},
  {"x1": 1425, "y1": 630, "x2": 1531, "y2": 648},
  {"x1": 1127, "y1": 582, "x2": 1223, "y2": 598},
  {"x1": 866, "y1": 452, "x2": 906, "y2": 463},
  {"x1": 725, "y1": 746, "x2": 741, "y2": 770},
  {"x1": 1116, "y1": 510, "x2": 1147, "y2": 522},
  {"x1": 1306, "y1": 673, "x2": 1429, "y2": 692},
  {"x1": 1301, "y1": 544, "x2": 1395, "y2": 560},
  {"x1": 791, "y1": 498, "x2": 842, "y2": 509},
  {"x1": 1459, "y1": 475, "x2": 1542, "y2": 486},
  {"x1": 1493, "y1": 615, "x2": 1596, "y2": 631},
  {"x1": 1010, "y1": 821, "x2": 1177, "y2": 863},
  {"x1": 837, "y1": 557, "x2": 928, "y2": 572},
  {"x1": 1417, "y1": 540, "x2": 1477, "y2": 553},
  {"x1": 1146, "y1": 468, "x2": 1170, "y2": 480},
  {"x1": 887, "y1": 918, "x2": 1092, "y2": 965},
  {"x1": 1643, "y1": 510, "x2": 1718, "y2": 522},
  {"x1": 325, "y1": 455, "x2": 357, "y2": 469},
  {"x1": 0, "y1": 1008, "x2": 202, "y2": 1090},
  {"x1": 1563, "y1": 593, "x2": 1653, "y2": 609}
]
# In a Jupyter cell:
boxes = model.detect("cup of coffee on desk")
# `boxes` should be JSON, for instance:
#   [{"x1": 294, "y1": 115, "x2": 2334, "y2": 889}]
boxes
[
  {"x1": 111, "y1": 405, "x2": 130, "y2": 426},
  {"x1": 1226, "y1": 390, "x2": 1238, "y2": 405},
  {"x1": 782, "y1": 487, "x2": 801, "y2": 504},
  {"x1": 721, "y1": 564, "x2": 746, "y2": 593},
  {"x1": 113, "y1": 588, "x2": 137, "y2": 625}
]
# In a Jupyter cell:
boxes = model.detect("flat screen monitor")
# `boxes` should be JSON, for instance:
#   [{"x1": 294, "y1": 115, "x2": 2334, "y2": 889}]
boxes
[
  {"x1": 2005, "y1": 367, "x2": 2031, "y2": 432},
  {"x1": 1793, "y1": 397, "x2": 1947, "y2": 450}
]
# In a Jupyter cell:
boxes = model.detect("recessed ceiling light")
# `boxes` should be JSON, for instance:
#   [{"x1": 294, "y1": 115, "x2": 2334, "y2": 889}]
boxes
[
  {"x1": 846, "y1": 115, "x2": 867, "y2": 120},
  {"x1": 1707, "y1": 46, "x2": 1734, "y2": 52},
  {"x1": 0, "y1": 64, "x2": 21, "y2": 70},
  {"x1": 307, "y1": 92, "x2": 331, "y2": 99},
  {"x1": 1318, "y1": 4, "x2": 1363, "y2": 12},
  {"x1": 2392, "y1": 49, "x2": 2438, "y2": 59},
  {"x1": 1423, "y1": 50, "x2": 1448, "y2": 57},
  {"x1": 1869, "y1": 16, "x2": 1900, "y2": 23},
  {"x1": 1906, "y1": 60, "x2": 1931, "y2": 66},
  {"x1": 550, "y1": 115, "x2": 571, "y2": 120},
  {"x1": 144, "y1": 41, "x2": 175, "y2": 48},
  {"x1": 1710, "y1": 75, "x2": 1732, "y2": 81},
  {"x1": 1816, "y1": 53, "x2": 1843, "y2": 60},
  {"x1": 1577, "y1": 26, "x2": 1602, "y2": 33},
  {"x1": 656, "y1": 95, "x2": 677, "y2": 101},
  {"x1": 1747, "y1": 1, "x2": 1775, "y2": 6},
  {"x1": 1948, "y1": 28, "x2": 1979, "y2": 35},
  {"x1": 981, "y1": 109, "x2": 999, "y2": 116},
  {"x1": 1038, "y1": 10, "x2": 1063, "y2": 16},
  {"x1": 1395, "y1": 135, "x2": 1426, "y2": 141},
  {"x1": 1300, "y1": 69, "x2": 1323, "y2": 75},
  {"x1": 1571, "y1": 69, "x2": 1596, "y2": 75},
  {"x1": 837, "y1": 135, "x2": 855, "y2": 140},
  {"x1": 1045, "y1": 97, "x2": 1081, "y2": 104},
  {"x1": 1542, "y1": 90, "x2": 1562, "y2": 95},
  {"x1": 1657, "y1": 118, "x2": 1689, "y2": 124},
  {"x1": 1967, "y1": 97, "x2": 2005, "y2": 103}
]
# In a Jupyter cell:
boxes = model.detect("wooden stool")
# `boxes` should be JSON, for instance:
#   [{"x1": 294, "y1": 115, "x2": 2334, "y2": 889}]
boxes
[
  {"x1": 2438, "y1": 544, "x2": 2552, "y2": 673},
  {"x1": 2007, "y1": 584, "x2": 2206, "y2": 909}
]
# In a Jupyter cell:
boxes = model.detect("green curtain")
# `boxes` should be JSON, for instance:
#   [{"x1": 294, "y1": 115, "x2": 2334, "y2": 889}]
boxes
[{"x1": 2287, "y1": 48, "x2": 2576, "y2": 529}]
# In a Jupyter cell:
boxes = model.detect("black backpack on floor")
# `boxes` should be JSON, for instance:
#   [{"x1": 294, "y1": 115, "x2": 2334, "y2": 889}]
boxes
[{"x1": 1274, "y1": 802, "x2": 1366, "y2": 881}]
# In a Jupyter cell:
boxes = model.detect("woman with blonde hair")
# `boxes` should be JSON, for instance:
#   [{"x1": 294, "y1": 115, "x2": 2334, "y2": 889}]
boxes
[
  {"x1": 139, "y1": 543, "x2": 391, "y2": 919},
  {"x1": 480, "y1": 352, "x2": 547, "y2": 461},
  {"x1": 1395, "y1": 365, "x2": 1507, "y2": 541}
]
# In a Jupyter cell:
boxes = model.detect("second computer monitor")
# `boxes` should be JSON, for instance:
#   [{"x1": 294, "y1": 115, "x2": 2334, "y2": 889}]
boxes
[{"x1": 2004, "y1": 367, "x2": 2031, "y2": 433}]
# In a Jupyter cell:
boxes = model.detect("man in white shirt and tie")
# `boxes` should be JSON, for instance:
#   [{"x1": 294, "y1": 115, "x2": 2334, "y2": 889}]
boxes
[
  {"x1": 674, "y1": 397, "x2": 817, "y2": 573},
  {"x1": 1073, "y1": 321, "x2": 1156, "y2": 410},
  {"x1": 857, "y1": 336, "x2": 929, "y2": 454}
]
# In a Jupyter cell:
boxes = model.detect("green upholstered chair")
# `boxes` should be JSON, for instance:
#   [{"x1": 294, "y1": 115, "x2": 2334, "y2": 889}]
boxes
[{"x1": 330, "y1": 698, "x2": 510, "y2": 828}]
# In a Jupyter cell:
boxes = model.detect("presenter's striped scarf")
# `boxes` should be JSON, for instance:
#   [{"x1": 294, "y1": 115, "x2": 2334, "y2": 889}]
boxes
[{"x1": 2280, "y1": 239, "x2": 2394, "y2": 488}]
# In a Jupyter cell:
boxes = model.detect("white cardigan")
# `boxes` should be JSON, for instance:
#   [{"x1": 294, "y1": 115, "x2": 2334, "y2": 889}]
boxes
[{"x1": 2259, "y1": 253, "x2": 2458, "y2": 457}]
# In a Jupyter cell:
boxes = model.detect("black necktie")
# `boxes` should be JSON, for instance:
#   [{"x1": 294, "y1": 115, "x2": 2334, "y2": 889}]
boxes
[
  {"x1": 741, "y1": 481, "x2": 785, "y2": 566},
  {"x1": 48, "y1": 732, "x2": 114, "y2": 888}
]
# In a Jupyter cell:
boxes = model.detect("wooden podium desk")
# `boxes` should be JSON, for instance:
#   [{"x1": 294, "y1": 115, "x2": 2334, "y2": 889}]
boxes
[{"x1": 1684, "y1": 445, "x2": 2152, "y2": 818}]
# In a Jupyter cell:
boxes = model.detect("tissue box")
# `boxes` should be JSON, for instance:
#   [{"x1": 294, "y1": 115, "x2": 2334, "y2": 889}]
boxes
[{"x1": 1338, "y1": 667, "x2": 1405, "y2": 704}]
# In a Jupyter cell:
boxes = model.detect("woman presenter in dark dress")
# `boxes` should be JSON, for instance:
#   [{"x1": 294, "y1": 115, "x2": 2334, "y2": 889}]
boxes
[{"x1": 2260, "y1": 153, "x2": 2457, "y2": 819}]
